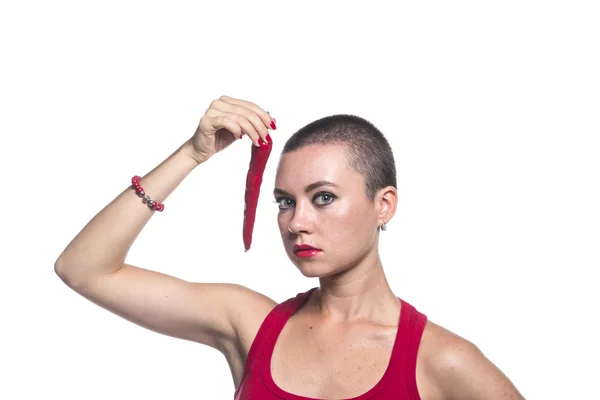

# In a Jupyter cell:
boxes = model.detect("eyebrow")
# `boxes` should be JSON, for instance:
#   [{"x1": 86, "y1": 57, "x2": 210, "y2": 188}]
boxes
[{"x1": 273, "y1": 180, "x2": 339, "y2": 197}]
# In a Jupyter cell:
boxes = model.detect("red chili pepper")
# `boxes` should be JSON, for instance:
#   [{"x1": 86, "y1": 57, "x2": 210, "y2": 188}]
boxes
[{"x1": 243, "y1": 134, "x2": 273, "y2": 251}]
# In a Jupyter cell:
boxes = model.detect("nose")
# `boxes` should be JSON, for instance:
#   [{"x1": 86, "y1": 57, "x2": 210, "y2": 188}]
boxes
[{"x1": 286, "y1": 202, "x2": 313, "y2": 235}]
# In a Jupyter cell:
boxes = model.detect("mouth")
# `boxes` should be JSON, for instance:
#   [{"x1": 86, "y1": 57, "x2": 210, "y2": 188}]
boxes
[{"x1": 294, "y1": 244, "x2": 322, "y2": 258}]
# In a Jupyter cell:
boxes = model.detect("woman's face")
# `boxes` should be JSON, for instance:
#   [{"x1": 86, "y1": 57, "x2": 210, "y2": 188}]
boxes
[{"x1": 274, "y1": 144, "x2": 381, "y2": 278}]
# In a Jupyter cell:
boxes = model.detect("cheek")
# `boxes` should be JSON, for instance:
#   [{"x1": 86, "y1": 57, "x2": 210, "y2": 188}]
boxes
[{"x1": 325, "y1": 202, "x2": 373, "y2": 245}]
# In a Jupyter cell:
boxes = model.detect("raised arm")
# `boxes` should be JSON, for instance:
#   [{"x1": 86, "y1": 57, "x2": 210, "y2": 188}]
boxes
[{"x1": 54, "y1": 96, "x2": 278, "y2": 352}]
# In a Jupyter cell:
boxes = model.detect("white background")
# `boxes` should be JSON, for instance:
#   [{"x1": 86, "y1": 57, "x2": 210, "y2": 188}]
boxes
[{"x1": 1, "y1": 1, "x2": 598, "y2": 399}]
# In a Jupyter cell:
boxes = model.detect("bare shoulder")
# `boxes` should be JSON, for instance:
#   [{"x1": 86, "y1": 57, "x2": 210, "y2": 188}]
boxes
[
  {"x1": 220, "y1": 284, "x2": 277, "y2": 352},
  {"x1": 417, "y1": 320, "x2": 525, "y2": 400},
  {"x1": 218, "y1": 284, "x2": 277, "y2": 384},
  {"x1": 225, "y1": 284, "x2": 278, "y2": 338}
]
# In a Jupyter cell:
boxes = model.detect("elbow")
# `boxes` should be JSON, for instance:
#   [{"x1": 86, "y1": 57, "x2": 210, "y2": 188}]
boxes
[
  {"x1": 54, "y1": 257, "x2": 121, "y2": 289},
  {"x1": 54, "y1": 257, "x2": 80, "y2": 288},
  {"x1": 54, "y1": 258, "x2": 72, "y2": 284},
  {"x1": 54, "y1": 256, "x2": 67, "y2": 277}
]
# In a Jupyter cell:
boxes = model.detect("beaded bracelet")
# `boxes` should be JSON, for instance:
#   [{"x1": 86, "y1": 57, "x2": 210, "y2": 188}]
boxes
[{"x1": 131, "y1": 175, "x2": 164, "y2": 212}]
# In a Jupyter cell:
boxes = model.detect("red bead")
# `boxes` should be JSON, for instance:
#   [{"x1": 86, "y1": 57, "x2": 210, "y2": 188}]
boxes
[{"x1": 131, "y1": 175, "x2": 164, "y2": 212}]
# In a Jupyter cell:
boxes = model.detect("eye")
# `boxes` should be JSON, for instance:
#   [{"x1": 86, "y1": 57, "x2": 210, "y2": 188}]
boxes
[
  {"x1": 274, "y1": 197, "x2": 295, "y2": 210},
  {"x1": 273, "y1": 192, "x2": 337, "y2": 210},
  {"x1": 314, "y1": 192, "x2": 336, "y2": 205}
]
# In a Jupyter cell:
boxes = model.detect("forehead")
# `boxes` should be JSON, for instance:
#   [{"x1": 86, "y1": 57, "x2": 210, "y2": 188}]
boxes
[{"x1": 275, "y1": 144, "x2": 355, "y2": 187}]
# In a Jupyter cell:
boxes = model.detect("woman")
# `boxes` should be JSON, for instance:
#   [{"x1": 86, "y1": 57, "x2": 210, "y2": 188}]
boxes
[{"x1": 55, "y1": 96, "x2": 525, "y2": 399}]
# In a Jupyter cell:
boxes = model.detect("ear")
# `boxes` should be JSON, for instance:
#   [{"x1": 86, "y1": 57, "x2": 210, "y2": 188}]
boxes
[{"x1": 376, "y1": 186, "x2": 398, "y2": 226}]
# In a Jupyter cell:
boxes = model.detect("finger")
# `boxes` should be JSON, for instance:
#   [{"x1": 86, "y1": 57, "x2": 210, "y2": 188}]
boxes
[
  {"x1": 218, "y1": 95, "x2": 275, "y2": 132},
  {"x1": 208, "y1": 116, "x2": 243, "y2": 140},
  {"x1": 212, "y1": 98, "x2": 269, "y2": 139},
  {"x1": 211, "y1": 100, "x2": 269, "y2": 145},
  {"x1": 267, "y1": 112, "x2": 277, "y2": 130},
  {"x1": 220, "y1": 112, "x2": 263, "y2": 147},
  {"x1": 205, "y1": 107, "x2": 262, "y2": 145}
]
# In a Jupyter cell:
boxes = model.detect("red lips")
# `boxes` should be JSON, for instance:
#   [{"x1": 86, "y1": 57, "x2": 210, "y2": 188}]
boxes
[
  {"x1": 294, "y1": 244, "x2": 320, "y2": 252},
  {"x1": 293, "y1": 244, "x2": 322, "y2": 259}
]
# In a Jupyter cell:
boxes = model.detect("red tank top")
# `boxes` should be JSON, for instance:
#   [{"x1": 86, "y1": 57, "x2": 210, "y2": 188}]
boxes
[{"x1": 234, "y1": 287, "x2": 427, "y2": 400}]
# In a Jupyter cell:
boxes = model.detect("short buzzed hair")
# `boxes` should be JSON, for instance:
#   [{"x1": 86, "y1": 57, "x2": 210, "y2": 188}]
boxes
[{"x1": 282, "y1": 114, "x2": 397, "y2": 202}]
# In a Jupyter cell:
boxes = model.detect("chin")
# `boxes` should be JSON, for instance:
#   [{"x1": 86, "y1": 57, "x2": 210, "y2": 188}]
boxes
[{"x1": 293, "y1": 261, "x2": 341, "y2": 279}]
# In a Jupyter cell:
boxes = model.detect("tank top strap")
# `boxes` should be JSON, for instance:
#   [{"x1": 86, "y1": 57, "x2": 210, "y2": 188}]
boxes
[
  {"x1": 387, "y1": 299, "x2": 428, "y2": 399},
  {"x1": 259, "y1": 287, "x2": 318, "y2": 352},
  {"x1": 236, "y1": 287, "x2": 318, "y2": 395}
]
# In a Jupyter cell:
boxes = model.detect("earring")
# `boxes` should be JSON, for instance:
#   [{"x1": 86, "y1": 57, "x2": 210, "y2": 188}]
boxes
[{"x1": 381, "y1": 221, "x2": 387, "y2": 231}]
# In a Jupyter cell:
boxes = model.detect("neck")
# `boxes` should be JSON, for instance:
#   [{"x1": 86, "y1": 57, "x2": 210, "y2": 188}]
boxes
[{"x1": 311, "y1": 252, "x2": 399, "y2": 324}]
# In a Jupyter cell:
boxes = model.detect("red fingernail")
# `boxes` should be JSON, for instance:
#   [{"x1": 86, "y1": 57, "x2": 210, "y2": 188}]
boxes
[{"x1": 270, "y1": 120, "x2": 277, "y2": 130}]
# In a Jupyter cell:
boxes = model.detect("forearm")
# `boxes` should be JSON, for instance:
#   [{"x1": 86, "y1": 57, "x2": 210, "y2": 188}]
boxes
[{"x1": 55, "y1": 139, "x2": 203, "y2": 284}]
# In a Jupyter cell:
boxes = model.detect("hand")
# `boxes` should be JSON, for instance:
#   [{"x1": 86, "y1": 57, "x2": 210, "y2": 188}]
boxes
[{"x1": 188, "y1": 95, "x2": 275, "y2": 163}]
